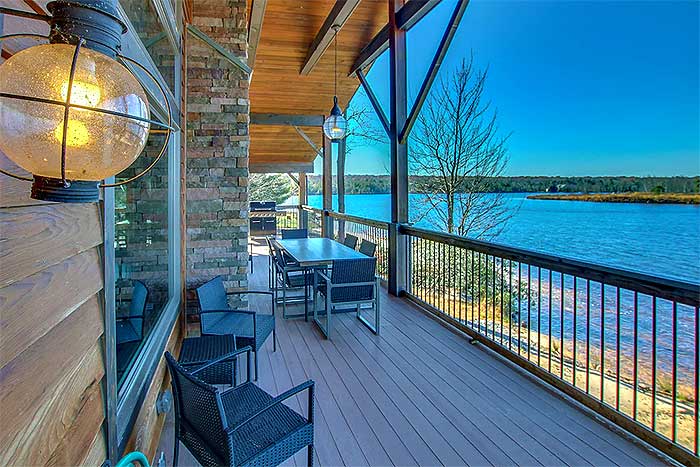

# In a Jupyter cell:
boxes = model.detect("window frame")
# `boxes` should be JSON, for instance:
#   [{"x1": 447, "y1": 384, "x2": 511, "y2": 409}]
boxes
[{"x1": 102, "y1": 0, "x2": 183, "y2": 461}]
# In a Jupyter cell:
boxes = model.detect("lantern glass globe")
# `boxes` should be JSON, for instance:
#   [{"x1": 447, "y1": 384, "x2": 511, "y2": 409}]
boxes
[
  {"x1": 323, "y1": 114, "x2": 347, "y2": 140},
  {"x1": 0, "y1": 43, "x2": 150, "y2": 181}
]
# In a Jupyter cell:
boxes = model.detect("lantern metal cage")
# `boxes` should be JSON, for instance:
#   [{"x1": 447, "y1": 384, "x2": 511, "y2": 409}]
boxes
[{"x1": 0, "y1": 0, "x2": 175, "y2": 203}]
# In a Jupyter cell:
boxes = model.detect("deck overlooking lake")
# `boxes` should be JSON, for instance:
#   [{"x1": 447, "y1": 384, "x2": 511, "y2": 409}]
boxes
[{"x1": 167, "y1": 247, "x2": 669, "y2": 466}]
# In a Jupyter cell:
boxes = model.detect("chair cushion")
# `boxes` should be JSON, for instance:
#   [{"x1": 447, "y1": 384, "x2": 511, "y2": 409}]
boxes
[{"x1": 222, "y1": 384, "x2": 309, "y2": 466}]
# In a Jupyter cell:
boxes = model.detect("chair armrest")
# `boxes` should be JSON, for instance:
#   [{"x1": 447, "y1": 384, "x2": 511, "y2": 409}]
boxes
[
  {"x1": 315, "y1": 270, "x2": 331, "y2": 283},
  {"x1": 190, "y1": 346, "x2": 252, "y2": 375},
  {"x1": 198, "y1": 309, "x2": 255, "y2": 315},
  {"x1": 226, "y1": 290, "x2": 273, "y2": 297},
  {"x1": 226, "y1": 291, "x2": 275, "y2": 315},
  {"x1": 225, "y1": 380, "x2": 315, "y2": 434}
]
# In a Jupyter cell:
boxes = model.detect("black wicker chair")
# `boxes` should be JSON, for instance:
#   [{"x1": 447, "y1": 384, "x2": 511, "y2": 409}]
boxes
[
  {"x1": 313, "y1": 257, "x2": 380, "y2": 339},
  {"x1": 270, "y1": 240, "x2": 309, "y2": 319},
  {"x1": 342, "y1": 233, "x2": 359, "y2": 249},
  {"x1": 196, "y1": 276, "x2": 275, "y2": 380},
  {"x1": 165, "y1": 348, "x2": 315, "y2": 467},
  {"x1": 358, "y1": 239, "x2": 377, "y2": 257},
  {"x1": 116, "y1": 280, "x2": 149, "y2": 381},
  {"x1": 281, "y1": 228, "x2": 308, "y2": 239}
]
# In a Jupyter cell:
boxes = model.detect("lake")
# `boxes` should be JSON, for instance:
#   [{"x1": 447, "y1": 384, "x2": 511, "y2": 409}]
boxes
[
  {"x1": 288, "y1": 192, "x2": 700, "y2": 381},
  {"x1": 300, "y1": 192, "x2": 700, "y2": 283}
]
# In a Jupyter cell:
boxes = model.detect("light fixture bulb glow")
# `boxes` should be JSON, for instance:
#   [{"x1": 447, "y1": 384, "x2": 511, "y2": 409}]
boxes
[
  {"x1": 54, "y1": 119, "x2": 90, "y2": 147},
  {"x1": 60, "y1": 80, "x2": 102, "y2": 107}
]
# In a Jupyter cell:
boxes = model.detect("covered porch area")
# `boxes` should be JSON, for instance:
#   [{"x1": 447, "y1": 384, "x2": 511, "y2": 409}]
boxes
[{"x1": 164, "y1": 249, "x2": 665, "y2": 466}]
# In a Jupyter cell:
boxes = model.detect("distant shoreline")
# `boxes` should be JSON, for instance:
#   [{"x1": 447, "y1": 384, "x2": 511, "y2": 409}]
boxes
[{"x1": 527, "y1": 192, "x2": 700, "y2": 204}]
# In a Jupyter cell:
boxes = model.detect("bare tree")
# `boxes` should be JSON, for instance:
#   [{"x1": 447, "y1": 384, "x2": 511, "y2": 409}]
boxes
[{"x1": 409, "y1": 54, "x2": 513, "y2": 239}]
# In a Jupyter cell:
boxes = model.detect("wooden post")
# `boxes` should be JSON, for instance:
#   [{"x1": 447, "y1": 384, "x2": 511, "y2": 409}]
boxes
[
  {"x1": 299, "y1": 171, "x2": 308, "y2": 229},
  {"x1": 337, "y1": 137, "x2": 347, "y2": 241},
  {"x1": 322, "y1": 132, "x2": 333, "y2": 238},
  {"x1": 388, "y1": 0, "x2": 408, "y2": 296}
]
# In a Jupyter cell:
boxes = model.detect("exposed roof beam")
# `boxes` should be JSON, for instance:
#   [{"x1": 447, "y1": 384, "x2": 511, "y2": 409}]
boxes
[
  {"x1": 251, "y1": 113, "x2": 324, "y2": 126},
  {"x1": 348, "y1": 0, "x2": 441, "y2": 77},
  {"x1": 293, "y1": 125, "x2": 323, "y2": 158},
  {"x1": 400, "y1": 0, "x2": 469, "y2": 143},
  {"x1": 247, "y1": 0, "x2": 267, "y2": 68},
  {"x1": 357, "y1": 68, "x2": 390, "y2": 137},
  {"x1": 250, "y1": 162, "x2": 314, "y2": 173},
  {"x1": 300, "y1": 0, "x2": 362, "y2": 76}
]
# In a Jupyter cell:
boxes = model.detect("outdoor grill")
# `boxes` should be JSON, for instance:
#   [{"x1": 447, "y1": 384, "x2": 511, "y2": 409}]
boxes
[{"x1": 250, "y1": 201, "x2": 277, "y2": 237}]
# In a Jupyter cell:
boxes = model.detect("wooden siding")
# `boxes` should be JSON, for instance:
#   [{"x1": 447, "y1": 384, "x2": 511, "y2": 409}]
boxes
[{"x1": 0, "y1": 153, "x2": 108, "y2": 466}]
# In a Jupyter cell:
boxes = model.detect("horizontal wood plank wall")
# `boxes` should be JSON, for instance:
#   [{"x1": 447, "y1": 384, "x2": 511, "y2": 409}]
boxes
[{"x1": 0, "y1": 153, "x2": 108, "y2": 466}]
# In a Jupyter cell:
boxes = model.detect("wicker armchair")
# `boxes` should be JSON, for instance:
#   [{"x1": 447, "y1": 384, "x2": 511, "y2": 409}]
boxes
[
  {"x1": 270, "y1": 240, "x2": 309, "y2": 319},
  {"x1": 165, "y1": 348, "x2": 315, "y2": 467},
  {"x1": 342, "y1": 233, "x2": 359, "y2": 249},
  {"x1": 196, "y1": 276, "x2": 275, "y2": 380},
  {"x1": 358, "y1": 239, "x2": 377, "y2": 257},
  {"x1": 281, "y1": 228, "x2": 308, "y2": 239},
  {"x1": 313, "y1": 257, "x2": 380, "y2": 339}
]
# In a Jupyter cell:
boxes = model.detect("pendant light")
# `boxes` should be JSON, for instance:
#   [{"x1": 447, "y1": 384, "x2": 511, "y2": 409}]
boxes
[
  {"x1": 0, "y1": 0, "x2": 173, "y2": 203},
  {"x1": 322, "y1": 25, "x2": 347, "y2": 141}
]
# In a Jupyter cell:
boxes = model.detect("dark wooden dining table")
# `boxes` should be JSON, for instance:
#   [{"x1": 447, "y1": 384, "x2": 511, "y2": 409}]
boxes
[{"x1": 276, "y1": 237, "x2": 367, "y2": 331}]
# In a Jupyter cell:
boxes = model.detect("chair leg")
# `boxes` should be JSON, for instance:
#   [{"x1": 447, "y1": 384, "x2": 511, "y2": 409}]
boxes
[
  {"x1": 273, "y1": 328, "x2": 277, "y2": 352},
  {"x1": 254, "y1": 350, "x2": 258, "y2": 381},
  {"x1": 307, "y1": 444, "x2": 314, "y2": 467},
  {"x1": 173, "y1": 436, "x2": 179, "y2": 467}
]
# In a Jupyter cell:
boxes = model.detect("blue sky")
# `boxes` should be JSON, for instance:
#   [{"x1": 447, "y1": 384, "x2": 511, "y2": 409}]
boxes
[{"x1": 318, "y1": 0, "x2": 699, "y2": 176}]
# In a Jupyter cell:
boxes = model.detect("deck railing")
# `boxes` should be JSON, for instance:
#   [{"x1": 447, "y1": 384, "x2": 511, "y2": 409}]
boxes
[
  {"x1": 400, "y1": 224, "x2": 699, "y2": 464},
  {"x1": 275, "y1": 204, "x2": 300, "y2": 234},
  {"x1": 327, "y1": 211, "x2": 389, "y2": 281},
  {"x1": 289, "y1": 207, "x2": 699, "y2": 463}
]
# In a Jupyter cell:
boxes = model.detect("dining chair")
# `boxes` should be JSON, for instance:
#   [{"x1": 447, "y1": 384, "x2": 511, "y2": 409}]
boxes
[
  {"x1": 270, "y1": 240, "x2": 309, "y2": 319},
  {"x1": 313, "y1": 257, "x2": 380, "y2": 338},
  {"x1": 358, "y1": 239, "x2": 377, "y2": 257},
  {"x1": 342, "y1": 233, "x2": 359, "y2": 249},
  {"x1": 281, "y1": 228, "x2": 308, "y2": 239},
  {"x1": 165, "y1": 349, "x2": 315, "y2": 467},
  {"x1": 196, "y1": 276, "x2": 275, "y2": 380}
]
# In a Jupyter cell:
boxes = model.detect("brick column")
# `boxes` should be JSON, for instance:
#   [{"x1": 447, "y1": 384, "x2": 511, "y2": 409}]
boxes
[{"x1": 185, "y1": 0, "x2": 249, "y2": 314}]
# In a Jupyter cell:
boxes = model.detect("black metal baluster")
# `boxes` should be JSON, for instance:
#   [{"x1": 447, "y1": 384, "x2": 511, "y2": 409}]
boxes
[
  {"x1": 501, "y1": 259, "x2": 505, "y2": 345},
  {"x1": 695, "y1": 305, "x2": 699, "y2": 455},
  {"x1": 548, "y1": 269, "x2": 553, "y2": 373},
  {"x1": 518, "y1": 262, "x2": 522, "y2": 355},
  {"x1": 528, "y1": 264, "x2": 532, "y2": 361},
  {"x1": 601, "y1": 283, "x2": 606, "y2": 403},
  {"x1": 616, "y1": 288, "x2": 621, "y2": 411},
  {"x1": 560, "y1": 272, "x2": 565, "y2": 380},
  {"x1": 538, "y1": 267, "x2": 542, "y2": 367},
  {"x1": 651, "y1": 296, "x2": 657, "y2": 431},
  {"x1": 573, "y1": 277, "x2": 578, "y2": 387},
  {"x1": 672, "y1": 301, "x2": 677, "y2": 443},
  {"x1": 633, "y1": 291, "x2": 639, "y2": 420},
  {"x1": 586, "y1": 279, "x2": 591, "y2": 394}
]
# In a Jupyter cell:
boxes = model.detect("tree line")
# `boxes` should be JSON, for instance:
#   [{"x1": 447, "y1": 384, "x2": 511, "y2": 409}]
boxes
[{"x1": 306, "y1": 174, "x2": 700, "y2": 195}]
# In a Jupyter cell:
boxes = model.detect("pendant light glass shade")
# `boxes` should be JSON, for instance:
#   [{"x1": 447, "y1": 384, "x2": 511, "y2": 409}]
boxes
[
  {"x1": 323, "y1": 96, "x2": 347, "y2": 141},
  {"x1": 0, "y1": 43, "x2": 150, "y2": 181}
]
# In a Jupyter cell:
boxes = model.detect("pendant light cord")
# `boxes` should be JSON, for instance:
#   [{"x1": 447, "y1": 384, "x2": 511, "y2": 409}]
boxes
[{"x1": 334, "y1": 27, "x2": 338, "y2": 97}]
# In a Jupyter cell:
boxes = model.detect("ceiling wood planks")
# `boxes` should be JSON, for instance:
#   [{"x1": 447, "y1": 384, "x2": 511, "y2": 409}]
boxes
[
  {"x1": 300, "y1": 0, "x2": 362, "y2": 76},
  {"x1": 246, "y1": 0, "x2": 387, "y2": 168}
]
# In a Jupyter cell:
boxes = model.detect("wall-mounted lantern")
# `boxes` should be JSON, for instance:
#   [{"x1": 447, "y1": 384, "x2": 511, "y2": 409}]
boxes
[{"x1": 0, "y1": 0, "x2": 173, "y2": 203}]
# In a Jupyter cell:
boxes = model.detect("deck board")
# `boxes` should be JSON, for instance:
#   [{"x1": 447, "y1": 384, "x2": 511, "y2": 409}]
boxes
[{"x1": 174, "y1": 253, "x2": 667, "y2": 466}]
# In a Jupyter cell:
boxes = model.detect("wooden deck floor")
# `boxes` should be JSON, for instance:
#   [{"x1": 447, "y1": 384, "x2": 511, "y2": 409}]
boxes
[{"x1": 169, "y1": 252, "x2": 668, "y2": 466}]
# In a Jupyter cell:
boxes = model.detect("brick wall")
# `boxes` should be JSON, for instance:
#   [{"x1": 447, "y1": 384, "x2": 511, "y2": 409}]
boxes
[{"x1": 185, "y1": 0, "x2": 249, "y2": 313}]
